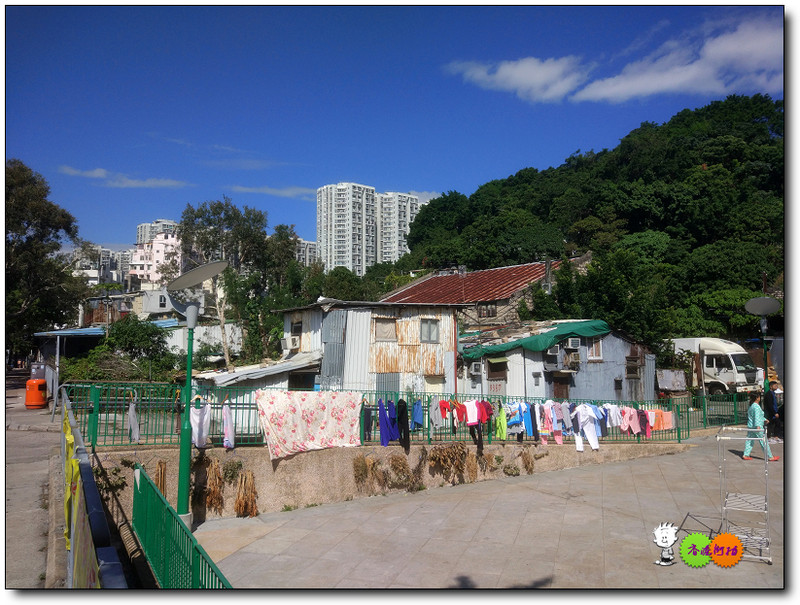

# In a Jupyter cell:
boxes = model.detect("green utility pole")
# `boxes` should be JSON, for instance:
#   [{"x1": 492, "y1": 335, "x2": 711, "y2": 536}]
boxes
[{"x1": 177, "y1": 323, "x2": 195, "y2": 519}]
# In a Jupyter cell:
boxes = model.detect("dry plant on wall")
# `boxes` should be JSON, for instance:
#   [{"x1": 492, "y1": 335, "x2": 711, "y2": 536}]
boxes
[
  {"x1": 520, "y1": 447, "x2": 535, "y2": 474},
  {"x1": 465, "y1": 451, "x2": 478, "y2": 483},
  {"x1": 234, "y1": 470, "x2": 259, "y2": 518},
  {"x1": 155, "y1": 460, "x2": 167, "y2": 498},
  {"x1": 428, "y1": 442, "x2": 467, "y2": 484},
  {"x1": 206, "y1": 458, "x2": 224, "y2": 515}
]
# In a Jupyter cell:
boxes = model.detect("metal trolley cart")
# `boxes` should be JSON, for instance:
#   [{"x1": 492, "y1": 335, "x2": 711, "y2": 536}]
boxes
[{"x1": 716, "y1": 426, "x2": 772, "y2": 564}]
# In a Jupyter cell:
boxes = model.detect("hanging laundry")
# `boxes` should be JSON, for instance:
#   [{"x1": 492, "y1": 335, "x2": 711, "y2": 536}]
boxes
[
  {"x1": 190, "y1": 398, "x2": 212, "y2": 448},
  {"x1": 588, "y1": 403, "x2": 608, "y2": 437},
  {"x1": 386, "y1": 401, "x2": 401, "y2": 440},
  {"x1": 397, "y1": 399, "x2": 411, "y2": 450},
  {"x1": 127, "y1": 398, "x2": 140, "y2": 444},
  {"x1": 603, "y1": 403, "x2": 623, "y2": 428},
  {"x1": 254, "y1": 390, "x2": 363, "y2": 460},
  {"x1": 495, "y1": 405, "x2": 507, "y2": 440},
  {"x1": 410, "y1": 400, "x2": 424, "y2": 431},
  {"x1": 363, "y1": 405, "x2": 374, "y2": 440},
  {"x1": 571, "y1": 404, "x2": 601, "y2": 451},
  {"x1": 222, "y1": 404, "x2": 235, "y2": 450}
]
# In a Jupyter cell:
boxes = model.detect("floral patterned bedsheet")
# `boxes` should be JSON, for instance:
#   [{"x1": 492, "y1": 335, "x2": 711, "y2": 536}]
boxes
[{"x1": 255, "y1": 390, "x2": 362, "y2": 460}]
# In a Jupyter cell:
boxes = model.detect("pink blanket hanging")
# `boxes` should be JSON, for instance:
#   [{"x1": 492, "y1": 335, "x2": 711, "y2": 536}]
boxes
[{"x1": 255, "y1": 390, "x2": 362, "y2": 460}]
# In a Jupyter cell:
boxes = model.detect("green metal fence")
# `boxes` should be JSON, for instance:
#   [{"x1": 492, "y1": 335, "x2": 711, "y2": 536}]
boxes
[
  {"x1": 131, "y1": 463, "x2": 231, "y2": 589},
  {"x1": 63, "y1": 381, "x2": 750, "y2": 449}
]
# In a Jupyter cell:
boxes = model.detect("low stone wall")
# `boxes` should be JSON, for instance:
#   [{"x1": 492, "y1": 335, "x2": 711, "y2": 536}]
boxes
[{"x1": 93, "y1": 438, "x2": 695, "y2": 533}]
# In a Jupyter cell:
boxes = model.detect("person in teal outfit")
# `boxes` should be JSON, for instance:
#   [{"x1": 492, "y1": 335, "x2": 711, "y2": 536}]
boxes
[{"x1": 742, "y1": 391, "x2": 780, "y2": 461}]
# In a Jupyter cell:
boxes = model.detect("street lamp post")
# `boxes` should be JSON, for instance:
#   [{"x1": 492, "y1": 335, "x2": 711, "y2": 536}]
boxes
[
  {"x1": 166, "y1": 261, "x2": 228, "y2": 529},
  {"x1": 745, "y1": 296, "x2": 781, "y2": 393}
]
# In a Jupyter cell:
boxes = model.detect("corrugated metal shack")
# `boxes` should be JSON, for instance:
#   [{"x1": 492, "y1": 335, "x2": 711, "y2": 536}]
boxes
[
  {"x1": 460, "y1": 320, "x2": 656, "y2": 402},
  {"x1": 279, "y1": 298, "x2": 468, "y2": 394}
]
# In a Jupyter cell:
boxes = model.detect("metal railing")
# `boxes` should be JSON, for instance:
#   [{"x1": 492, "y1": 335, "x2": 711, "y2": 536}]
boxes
[
  {"x1": 131, "y1": 463, "x2": 231, "y2": 589},
  {"x1": 62, "y1": 381, "x2": 754, "y2": 449}
]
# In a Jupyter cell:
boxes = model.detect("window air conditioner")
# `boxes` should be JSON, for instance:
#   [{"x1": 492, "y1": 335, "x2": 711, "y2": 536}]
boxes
[
  {"x1": 281, "y1": 336, "x2": 300, "y2": 351},
  {"x1": 546, "y1": 345, "x2": 560, "y2": 356},
  {"x1": 469, "y1": 361, "x2": 482, "y2": 376},
  {"x1": 566, "y1": 337, "x2": 581, "y2": 349}
]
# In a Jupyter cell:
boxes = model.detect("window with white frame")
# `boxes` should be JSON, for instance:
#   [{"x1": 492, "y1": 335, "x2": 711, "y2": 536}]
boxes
[
  {"x1": 420, "y1": 318, "x2": 439, "y2": 343},
  {"x1": 588, "y1": 337, "x2": 603, "y2": 360}
]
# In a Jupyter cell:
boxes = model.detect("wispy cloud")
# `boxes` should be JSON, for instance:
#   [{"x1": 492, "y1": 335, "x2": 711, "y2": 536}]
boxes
[
  {"x1": 59, "y1": 165, "x2": 192, "y2": 189},
  {"x1": 446, "y1": 56, "x2": 591, "y2": 103},
  {"x1": 572, "y1": 17, "x2": 783, "y2": 102},
  {"x1": 231, "y1": 184, "x2": 317, "y2": 201},
  {"x1": 446, "y1": 15, "x2": 782, "y2": 105}
]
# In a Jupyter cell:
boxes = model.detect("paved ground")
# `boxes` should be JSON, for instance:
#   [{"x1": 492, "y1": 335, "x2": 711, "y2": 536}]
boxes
[
  {"x1": 194, "y1": 430, "x2": 784, "y2": 589},
  {"x1": 4, "y1": 370, "x2": 64, "y2": 589}
]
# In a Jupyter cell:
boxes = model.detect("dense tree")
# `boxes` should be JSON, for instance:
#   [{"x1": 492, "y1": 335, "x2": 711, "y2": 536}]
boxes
[
  {"x1": 177, "y1": 197, "x2": 269, "y2": 368},
  {"x1": 395, "y1": 94, "x2": 783, "y2": 350},
  {"x1": 5, "y1": 159, "x2": 89, "y2": 355}
]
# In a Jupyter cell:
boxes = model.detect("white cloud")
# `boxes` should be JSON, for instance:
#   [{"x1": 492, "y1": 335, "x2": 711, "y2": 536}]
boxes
[
  {"x1": 106, "y1": 176, "x2": 190, "y2": 189},
  {"x1": 59, "y1": 165, "x2": 191, "y2": 189},
  {"x1": 409, "y1": 190, "x2": 441, "y2": 204},
  {"x1": 58, "y1": 165, "x2": 109, "y2": 179},
  {"x1": 231, "y1": 185, "x2": 317, "y2": 201},
  {"x1": 446, "y1": 15, "x2": 782, "y2": 106},
  {"x1": 571, "y1": 17, "x2": 783, "y2": 103},
  {"x1": 446, "y1": 55, "x2": 591, "y2": 103}
]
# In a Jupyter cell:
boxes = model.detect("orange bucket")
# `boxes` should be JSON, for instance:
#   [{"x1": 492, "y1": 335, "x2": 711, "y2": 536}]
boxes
[{"x1": 25, "y1": 379, "x2": 47, "y2": 409}]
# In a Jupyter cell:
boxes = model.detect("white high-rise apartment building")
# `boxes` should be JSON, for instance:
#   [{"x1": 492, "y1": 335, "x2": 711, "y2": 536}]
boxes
[
  {"x1": 317, "y1": 183, "x2": 421, "y2": 276},
  {"x1": 136, "y1": 219, "x2": 178, "y2": 245},
  {"x1": 378, "y1": 192, "x2": 420, "y2": 264},
  {"x1": 317, "y1": 183, "x2": 377, "y2": 277}
]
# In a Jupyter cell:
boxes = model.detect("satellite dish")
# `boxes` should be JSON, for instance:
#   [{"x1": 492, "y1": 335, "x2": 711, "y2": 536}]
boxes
[
  {"x1": 165, "y1": 261, "x2": 229, "y2": 328},
  {"x1": 167, "y1": 261, "x2": 229, "y2": 291},
  {"x1": 745, "y1": 296, "x2": 781, "y2": 317}
]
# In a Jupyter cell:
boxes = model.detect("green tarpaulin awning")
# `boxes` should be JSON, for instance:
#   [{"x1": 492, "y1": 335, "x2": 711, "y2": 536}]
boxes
[{"x1": 461, "y1": 320, "x2": 611, "y2": 360}]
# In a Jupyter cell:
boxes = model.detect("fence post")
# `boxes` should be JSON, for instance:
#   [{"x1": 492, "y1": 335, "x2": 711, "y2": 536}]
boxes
[
  {"x1": 733, "y1": 393, "x2": 739, "y2": 424},
  {"x1": 89, "y1": 385, "x2": 100, "y2": 451},
  {"x1": 702, "y1": 395, "x2": 708, "y2": 428}
]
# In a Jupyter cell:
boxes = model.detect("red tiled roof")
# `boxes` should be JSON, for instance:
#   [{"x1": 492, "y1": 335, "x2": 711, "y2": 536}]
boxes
[{"x1": 380, "y1": 261, "x2": 561, "y2": 305}]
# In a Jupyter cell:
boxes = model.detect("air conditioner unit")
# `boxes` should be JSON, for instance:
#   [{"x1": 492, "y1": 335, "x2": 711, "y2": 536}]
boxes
[
  {"x1": 546, "y1": 345, "x2": 560, "y2": 356},
  {"x1": 566, "y1": 337, "x2": 581, "y2": 349},
  {"x1": 281, "y1": 336, "x2": 300, "y2": 351},
  {"x1": 469, "y1": 361, "x2": 482, "y2": 376}
]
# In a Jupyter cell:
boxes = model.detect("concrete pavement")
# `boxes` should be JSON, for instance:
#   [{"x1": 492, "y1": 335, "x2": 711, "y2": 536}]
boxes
[
  {"x1": 4, "y1": 369, "x2": 65, "y2": 589},
  {"x1": 194, "y1": 431, "x2": 784, "y2": 589}
]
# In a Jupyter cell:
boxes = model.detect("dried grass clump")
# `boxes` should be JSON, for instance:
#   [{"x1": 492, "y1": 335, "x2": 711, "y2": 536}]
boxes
[
  {"x1": 389, "y1": 453, "x2": 412, "y2": 488},
  {"x1": 429, "y1": 442, "x2": 467, "y2": 483},
  {"x1": 365, "y1": 456, "x2": 389, "y2": 490},
  {"x1": 503, "y1": 464, "x2": 520, "y2": 476},
  {"x1": 206, "y1": 458, "x2": 224, "y2": 515},
  {"x1": 465, "y1": 451, "x2": 478, "y2": 483},
  {"x1": 353, "y1": 453, "x2": 369, "y2": 486},
  {"x1": 154, "y1": 460, "x2": 167, "y2": 498},
  {"x1": 520, "y1": 447, "x2": 535, "y2": 474},
  {"x1": 482, "y1": 453, "x2": 497, "y2": 472},
  {"x1": 234, "y1": 470, "x2": 258, "y2": 518}
]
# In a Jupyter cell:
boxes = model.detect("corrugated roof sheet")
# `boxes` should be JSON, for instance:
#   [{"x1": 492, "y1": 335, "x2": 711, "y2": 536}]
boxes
[
  {"x1": 194, "y1": 351, "x2": 322, "y2": 386},
  {"x1": 380, "y1": 261, "x2": 561, "y2": 305}
]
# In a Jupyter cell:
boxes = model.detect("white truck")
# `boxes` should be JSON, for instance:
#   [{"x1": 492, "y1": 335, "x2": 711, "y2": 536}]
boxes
[{"x1": 672, "y1": 337, "x2": 760, "y2": 395}]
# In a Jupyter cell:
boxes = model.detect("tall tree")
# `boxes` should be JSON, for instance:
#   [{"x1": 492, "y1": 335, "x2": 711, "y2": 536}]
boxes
[
  {"x1": 5, "y1": 159, "x2": 88, "y2": 355},
  {"x1": 177, "y1": 197, "x2": 269, "y2": 368}
]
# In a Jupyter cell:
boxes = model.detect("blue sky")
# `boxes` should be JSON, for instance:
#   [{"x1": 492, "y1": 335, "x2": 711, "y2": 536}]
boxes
[{"x1": 5, "y1": 5, "x2": 784, "y2": 249}]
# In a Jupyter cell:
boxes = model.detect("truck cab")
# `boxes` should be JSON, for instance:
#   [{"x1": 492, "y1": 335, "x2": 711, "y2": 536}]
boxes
[{"x1": 673, "y1": 337, "x2": 760, "y2": 395}]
